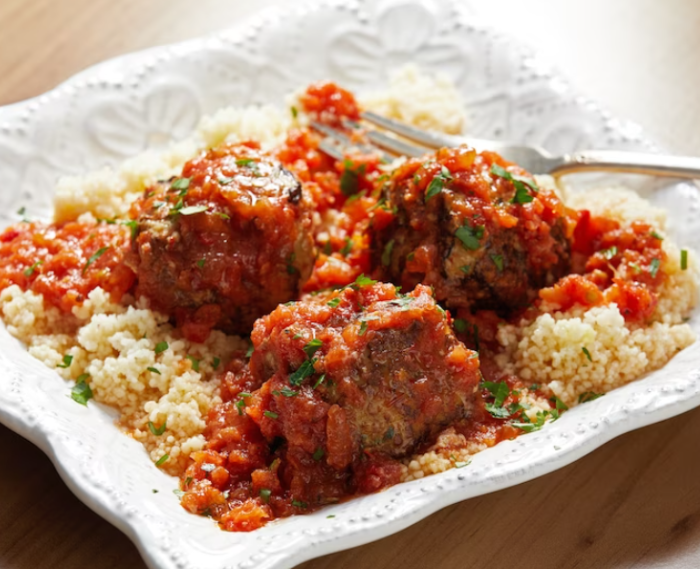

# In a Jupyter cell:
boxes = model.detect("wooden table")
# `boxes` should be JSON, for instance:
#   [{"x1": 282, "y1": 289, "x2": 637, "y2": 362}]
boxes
[{"x1": 1, "y1": 1, "x2": 699, "y2": 568}]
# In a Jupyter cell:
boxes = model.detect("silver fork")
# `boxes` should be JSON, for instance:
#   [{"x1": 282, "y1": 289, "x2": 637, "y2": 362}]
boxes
[{"x1": 313, "y1": 112, "x2": 700, "y2": 179}]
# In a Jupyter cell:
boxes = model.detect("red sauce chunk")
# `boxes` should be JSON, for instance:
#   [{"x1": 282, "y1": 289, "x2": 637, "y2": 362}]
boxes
[{"x1": 0, "y1": 220, "x2": 135, "y2": 312}]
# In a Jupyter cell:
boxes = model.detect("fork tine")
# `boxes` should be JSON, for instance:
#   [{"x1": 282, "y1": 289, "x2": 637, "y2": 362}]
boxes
[
  {"x1": 363, "y1": 129, "x2": 428, "y2": 158},
  {"x1": 361, "y1": 111, "x2": 458, "y2": 149},
  {"x1": 311, "y1": 120, "x2": 394, "y2": 162}
]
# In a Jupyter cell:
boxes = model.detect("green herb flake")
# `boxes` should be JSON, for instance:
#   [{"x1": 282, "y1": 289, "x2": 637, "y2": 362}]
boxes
[
  {"x1": 649, "y1": 257, "x2": 661, "y2": 278},
  {"x1": 185, "y1": 355, "x2": 200, "y2": 372},
  {"x1": 485, "y1": 404, "x2": 511, "y2": 419},
  {"x1": 292, "y1": 500, "x2": 308, "y2": 509},
  {"x1": 425, "y1": 166, "x2": 453, "y2": 202},
  {"x1": 196, "y1": 258, "x2": 206, "y2": 269},
  {"x1": 274, "y1": 387, "x2": 299, "y2": 397},
  {"x1": 289, "y1": 358, "x2": 317, "y2": 386},
  {"x1": 218, "y1": 176, "x2": 234, "y2": 185},
  {"x1": 358, "y1": 320, "x2": 368, "y2": 336},
  {"x1": 455, "y1": 222, "x2": 485, "y2": 251},
  {"x1": 550, "y1": 395, "x2": 569, "y2": 412},
  {"x1": 313, "y1": 373, "x2": 327, "y2": 389},
  {"x1": 155, "y1": 454, "x2": 170, "y2": 467},
  {"x1": 212, "y1": 357, "x2": 221, "y2": 370},
  {"x1": 17, "y1": 206, "x2": 26, "y2": 216},
  {"x1": 327, "y1": 515, "x2": 336, "y2": 519},
  {"x1": 235, "y1": 398, "x2": 246, "y2": 415},
  {"x1": 147, "y1": 366, "x2": 161, "y2": 375},
  {"x1": 340, "y1": 160, "x2": 361, "y2": 196},
  {"x1": 246, "y1": 343, "x2": 254, "y2": 359},
  {"x1": 681, "y1": 249, "x2": 688, "y2": 271},
  {"x1": 216, "y1": 212, "x2": 231, "y2": 220},
  {"x1": 70, "y1": 379, "x2": 93, "y2": 406},
  {"x1": 154, "y1": 341, "x2": 169, "y2": 355},
  {"x1": 263, "y1": 410, "x2": 279, "y2": 420},
  {"x1": 601, "y1": 245, "x2": 618, "y2": 260},
  {"x1": 579, "y1": 391, "x2": 604, "y2": 404},
  {"x1": 327, "y1": 297, "x2": 341, "y2": 308},
  {"x1": 148, "y1": 420, "x2": 167, "y2": 436},
  {"x1": 23, "y1": 260, "x2": 44, "y2": 277},
  {"x1": 291, "y1": 106, "x2": 298, "y2": 119},
  {"x1": 406, "y1": 252, "x2": 415, "y2": 262},
  {"x1": 454, "y1": 318, "x2": 468, "y2": 333},
  {"x1": 260, "y1": 488, "x2": 272, "y2": 503},
  {"x1": 582, "y1": 347, "x2": 592, "y2": 362},
  {"x1": 352, "y1": 274, "x2": 377, "y2": 289},
  {"x1": 340, "y1": 238, "x2": 353, "y2": 257},
  {"x1": 121, "y1": 219, "x2": 139, "y2": 240},
  {"x1": 236, "y1": 158, "x2": 256, "y2": 167},
  {"x1": 286, "y1": 253, "x2": 298, "y2": 275},
  {"x1": 490, "y1": 164, "x2": 538, "y2": 205},
  {"x1": 171, "y1": 177, "x2": 190, "y2": 191},
  {"x1": 482, "y1": 381, "x2": 510, "y2": 408},
  {"x1": 57, "y1": 354, "x2": 73, "y2": 369},
  {"x1": 491, "y1": 254, "x2": 504, "y2": 272},
  {"x1": 459, "y1": 264, "x2": 471, "y2": 275},
  {"x1": 312, "y1": 447, "x2": 325, "y2": 461},
  {"x1": 381, "y1": 239, "x2": 395, "y2": 267},
  {"x1": 650, "y1": 230, "x2": 664, "y2": 240},
  {"x1": 83, "y1": 246, "x2": 110, "y2": 274},
  {"x1": 303, "y1": 338, "x2": 323, "y2": 358}
]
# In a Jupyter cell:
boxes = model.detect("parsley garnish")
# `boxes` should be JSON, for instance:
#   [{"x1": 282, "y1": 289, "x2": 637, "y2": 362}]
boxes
[
  {"x1": 352, "y1": 274, "x2": 377, "y2": 289},
  {"x1": 327, "y1": 515, "x2": 336, "y2": 519},
  {"x1": 245, "y1": 343, "x2": 254, "y2": 358},
  {"x1": 292, "y1": 500, "x2": 308, "y2": 508},
  {"x1": 327, "y1": 297, "x2": 341, "y2": 308},
  {"x1": 512, "y1": 411, "x2": 549, "y2": 432},
  {"x1": 148, "y1": 420, "x2": 167, "y2": 436},
  {"x1": 313, "y1": 373, "x2": 326, "y2": 389},
  {"x1": 600, "y1": 246, "x2": 618, "y2": 260},
  {"x1": 212, "y1": 357, "x2": 221, "y2": 370},
  {"x1": 273, "y1": 387, "x2": 299, "y2": 397},
  {"x1": 57, "y1": 354, "x2": 73, "y2": 368},
  {"x1": 482, "y1": 381, "x2": 510, "y2": 418},
  {"x1": 454, "y1": 318, "x2": 467, "y2": 333},
  {"x1": 455, "y1": 222, "x2": 485, "y2": 251},
  {"x1": 359, "y1": 321, "x2": 368, "y2": 336},
  {"x1": 289, "y1": 358, "x2": 317, "y2": 386},
  {"x1": 147, "y1": 366, "x2": 161, "y2": 375},
  {"x1": 490, "y1": 164, "x2": 538, "y2": 204},
  {"x1": 286, "y1": 253, "x2": 297, "y2": 275},
  {"x1": 260, "y1": 488, "x2": 272, "y2": 503},
  {"x1": 235, "y1": 398, "x2": 246, "y2": 415},
  {"x1": 121, "y1": 219, "x2": 138, "y2": 240},
  {"x1": 681, "y1": 249, "x2": 688, "y2": 270},
  {"x1": 649, "y1": 257, "x2": 661, "y2": 278},
  {"x1": 180, "y1": 205, "x2": 208, "y2": 216},
  {"x1": 155, "y1": 454, "x2": 169, "y2": 466},
  {"x1": 218, "y1": 176, "x2": 234, "y2": 185},
  {"x1": 650, "y1": 230, "x2": 664, "y2": 240},
  {"x1": 303, "y1": 339, "x2": 323, "y2": 358},
  {"x1": 550, "y1": 395, "x2": 569, "y2": 412},
  {"x1": 340, "y1": 238, "x2": 353, "y2": 257},
  {"x1": 171, "y1": 177, "x2": 190, "y2": 190},
  {"x1": 236, "y1": 158, "x2": 255, "y2": 167},
  {"x1": 313, "y1": 447, "x2": 325, "y2": 461},
  {"x1": 491, "y1": 254, "x2": 504, "y2": 272},
  {"x1": 71, "y1": 379, "x2": 93, "y2": 406},
  {"x1": 263, "y1": 410, "x2": 279, "y2": 419},
  {"x1": 579, "y1": 391, "x2": 604, "y2": 404},
  {"x1": 582, "y1": 347, "x2": 592, "y2": 362},
  {"x1": 154, "y1": 341, "x2": 169, "y2": 355},
  {"x1": 83, "y1": 247, "x2": 110, "y2": 274},
  {"x1": 291, "y1": 106, "x2": 298, "y2": 119},
  {"x1": 340, "y1": 160, "x2": 366, "y2": 196},
  {"x1": 196, "y1": 258, "x2": 205, "y2": 268},
  {"x1": 424, "y1": 166, "x2": 452, "y2": 202},
  {"x1": 185, "y1": 355, "x2": 200, "y2": 372},
  {"x1": 23, "y1": 260, "x2": 43, "y2": 277},
  {"x1": 381, "y1": 239, "x2": 395, "y2": 267}
]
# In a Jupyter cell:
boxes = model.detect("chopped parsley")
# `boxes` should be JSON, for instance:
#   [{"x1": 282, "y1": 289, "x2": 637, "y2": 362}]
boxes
[
  {"x1": 289, "y1": 358, "x2": 317, "y2": 386},
  {"x1": 352, "y1": 274, "x2": 377, "y2": 289},
  {"x1": 303, "y1": 339, "x2": 323, "y2": 358},
  {"x1": 650, "y1": 230, "x2": 664, "y2": 240},
  {"x1": 196, "y1": 258, "x2": 205, "y2": 268},
  {"x1": 490, "y1": 163, "x2": 538, "y2": 204},
  {"x1": 260, "y1": 488, "x2": 272, "y2": 503},
  {"x1": 236, "y1": 158, "x2": 256, "y2": 167},
  {"x1": 70, "y1": 379, "x2": 93, "y2": 406},
  {"x1": 681, "y1": 249, "x2": 688, "y2": 270},
  {"x1": 649, "y1": 257, "x2": 661, "y2": 278},
  {"x1": 358, "y1": 320, "x2": 369, "y2": 336},
  {"x1": 291, "y1": 106, "x2": 298, "y2": 119},
  {"x1": 327, "y1": 515, "x2": 336, "y2": 519},
  {"x1": 550, "y1": 395, "x2": 569, "y2": 412},
  {"x1": 218, "y1": 176, "x2": 234, "y2": 185},
  {"x1": 57, "y1": 354, "x2": 73, "y2": 369},
  {"x1": 579, "y1": 391, "x2": 604, "y2": 404},
  {"x1": 155, "y1": 454, "x2": 170, "y2": 467},
  {"x1": 424, "y1": 166, "x2": 453, "y2": 202},
  {"x1": 292, "y1": 500, "x2": 308, "y2": 509},
  {"x1": 512, "y1": 411, "x2": 549, "y2": 433},
  {"x1": 313, "y1": 447, "x2": 325, "y2": 461},
  {"x1": 212, "y1": 357, "x2": 221, "y2": 370},
  {"x1": 286, "y1": 253, "x2": 298, "y2": 275},
  {"x1": 23, "y1": 260, "x2": 43, "y2": 277},
  {"x1": 83, "y1": 246, "x2": 110, "y2": 274},
  {"x1": 491, "y1": 254, "x2": 504, "y2": 272},
  {"x1": 235, "y1": 398, "x2": 246, "y2": 415},
  {"x1": 340, "y1": 160, "x2": 366, "y2": 196},
  {"x1": 482, "y1": 381, "x2": 510, "y2": 419},
  {"x1": 601, "y1": 246, "x2": 618, "y2": 260},
  {"x1": 455, "y1": 222, "x2": 485, "y2": 251},
  {"x1": 340, "y1": 237, "x2": 353, "y2": 257},
  {"x1": 313, "y1": 373, "x2": 327, "y2": 389},
  {"x1": 147, "y1": 366, "x2": 161, "y2": 375},
  {"x1": 171, "y1": 177, "x2": 190, "y2": 191},
  {"x1": 582, "y1": 347, "x2": 592, "y2": 362},
  {"x1": 263, "y1": 410, "x2": 279, "y2": 420},
  {"x1": 179, "y1": 205, "x2": 208, "y2": 216},
  {"x1": 273, "y1": 387, "x2": 299, "y2": 397},
  {"x1": 381, "y1": 239, "x2": 395, "y2": 267},
  {"x1": 185, "y1": 355, "x2": 200, "y2": 372},
  {"x1": 327, "y1": 297, "x2": 341, "y2": 308},
  {"x1": 454, "y1": 318, "x2": 468, "y2": 333},
  {"x1": 154, "y1": 341, "x2": 169, "y2": 355},
  {"x1": 460, "y1": 264, "x2": 471, "y2": 275},
  {"x1": 148, "y1": 420, "x2": 167, "y2": 436},
  {"x1": 121, "y1": 219, "x2": 138, "y2": 240},
  {"x1": 246, "y1": 343, "x2": 254, "y2": 358}
]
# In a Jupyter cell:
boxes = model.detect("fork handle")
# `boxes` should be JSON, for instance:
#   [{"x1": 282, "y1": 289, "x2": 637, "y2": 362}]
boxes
[{"x1": 550, "y1": 150, "x2": 700, "y2": 179}]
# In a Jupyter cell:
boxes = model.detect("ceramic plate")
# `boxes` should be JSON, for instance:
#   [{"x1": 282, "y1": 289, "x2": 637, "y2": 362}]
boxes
[{"x1": 0, "y1": 1, "x2": 699, "y2": 568}]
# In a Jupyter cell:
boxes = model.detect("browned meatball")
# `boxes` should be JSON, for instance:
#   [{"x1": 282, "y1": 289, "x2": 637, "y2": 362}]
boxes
[
  {"x1": 244, "y1": 279, "x2": 481, "y2": 501},
  {"x1": 370, "y1": 146, "x2": 574, "y2": 313},
  {"x1": 129, "y1": 143, "x2": 315, "y2": 341}
]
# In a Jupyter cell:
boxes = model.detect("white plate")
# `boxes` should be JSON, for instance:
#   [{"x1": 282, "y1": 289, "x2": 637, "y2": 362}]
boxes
[{"x1": 0, "y1": 1, "x2": 699, "y2": 568}]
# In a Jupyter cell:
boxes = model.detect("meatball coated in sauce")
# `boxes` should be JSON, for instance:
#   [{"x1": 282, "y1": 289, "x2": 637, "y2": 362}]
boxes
[
  {"x1": 245, "y1": 280, "x2": 481, "y2": 501},
  {"x1": 371, "y1": 146, "x2": 574, "y2": 313},
  {"x1": 130, "y1": 143, "x2": 315, "y2": 341}
]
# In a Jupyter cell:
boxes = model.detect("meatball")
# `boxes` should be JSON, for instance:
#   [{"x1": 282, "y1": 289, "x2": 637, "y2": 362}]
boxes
[
  {"x1": 370, "y1": 146, "x2": 574, "y2": 313},
  {"x1": 243, "y1": 279, "x2": 481, "y2": 500},
  {"x1": 129, "y1": 143, "x2": 315, "y2": 341}
]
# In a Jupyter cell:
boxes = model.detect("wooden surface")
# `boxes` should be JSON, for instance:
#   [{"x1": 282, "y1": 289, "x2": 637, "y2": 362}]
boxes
[{"x1": 1, "y1": 1, "x2": 700, "y2": 568}]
